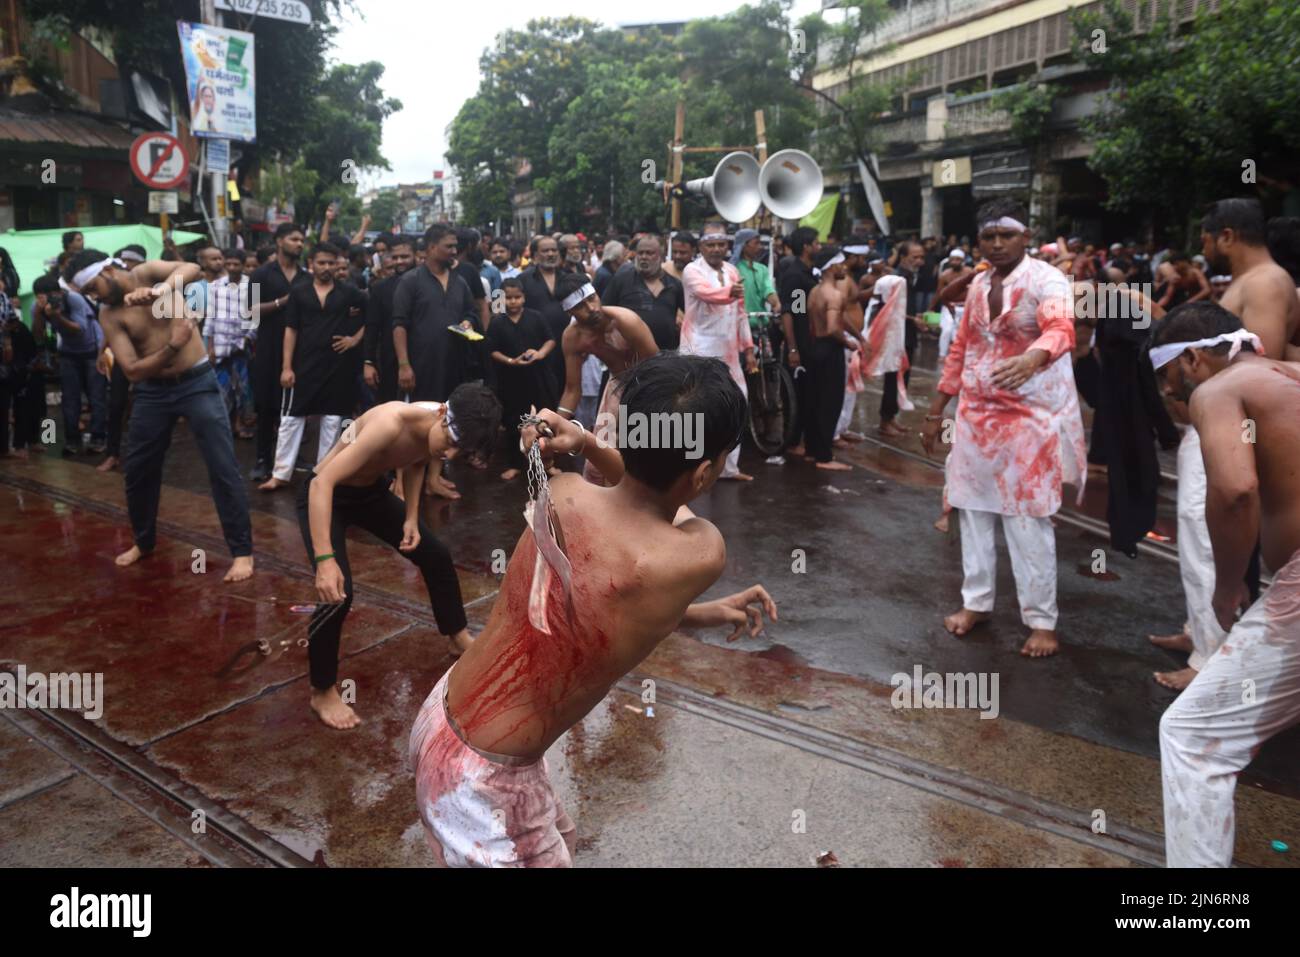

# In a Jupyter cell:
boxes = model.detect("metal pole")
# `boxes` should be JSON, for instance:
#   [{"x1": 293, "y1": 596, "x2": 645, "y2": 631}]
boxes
[{"x1": 200, "y1": 0, "x2": 228, "y2": 247}]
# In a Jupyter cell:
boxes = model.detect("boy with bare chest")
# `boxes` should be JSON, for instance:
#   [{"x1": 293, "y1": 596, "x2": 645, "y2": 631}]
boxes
[
  {"x1": 410, "y1": 354, "x2": 777, "y2": 866},
  {"x1": 300, "y1": 388, "x2": 500, "y2": 728}
]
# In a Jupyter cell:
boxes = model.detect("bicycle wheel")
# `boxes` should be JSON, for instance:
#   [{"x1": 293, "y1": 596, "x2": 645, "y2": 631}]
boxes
[
  {"x1": 777, "y1": 363, "x2": 799, "y2": 450},
  {"x1": 747, "y1": 361, "x2": 790, "y2": 456}
]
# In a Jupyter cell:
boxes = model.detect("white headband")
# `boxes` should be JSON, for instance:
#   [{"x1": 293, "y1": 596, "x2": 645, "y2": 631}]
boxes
[
  {"x1": 821, "y1": 252, "x2": 846, "y2": 269},
  {"x1": 981, "y1": 216, "x2": 1027, "y2": 232},
  {"x1": 1210, "y1": 275, "x2": 1232, "y2": 283},
  {"x1": 843, "y1": 244, "x2": 870, "y2": 255},
  {"x1": 561, "y1": 282, "x2": 596, "y2": 312},
  {"x1": 70, "y1": 257, "x2": 125, "y2": 289},
  {"x1": 1149, "y1": 329, "x2": 1263, "y2": 370},
  {"x1": 444, "y1": 405, "x2": 461, "y2": 444}
]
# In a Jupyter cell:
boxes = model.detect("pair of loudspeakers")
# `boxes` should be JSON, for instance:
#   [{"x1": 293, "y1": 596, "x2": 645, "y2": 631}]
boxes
[{"x1": 666, "y1": 149, "x2": 824, "y2": 223}]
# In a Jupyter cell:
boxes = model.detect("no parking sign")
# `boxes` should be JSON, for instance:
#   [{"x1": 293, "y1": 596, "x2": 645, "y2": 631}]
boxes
[{"x1": 129, "y1": 132, "x2": 190, "y2": 190}]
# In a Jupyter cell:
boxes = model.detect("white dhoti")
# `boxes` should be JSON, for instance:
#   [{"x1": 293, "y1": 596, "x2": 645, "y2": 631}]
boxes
[
  {"x1": 959, "y1": 508, "x2": 1058, "y2": 630},
  {"x1": 272, "y1": 412, "x2": 341, "y2": 481},
  {"x1": 1176, "y1": 428, "x2": 1227, "y2": 669},
  {"x1": 1159, "y1": 549, "x2": 1300, "y2": 867}
]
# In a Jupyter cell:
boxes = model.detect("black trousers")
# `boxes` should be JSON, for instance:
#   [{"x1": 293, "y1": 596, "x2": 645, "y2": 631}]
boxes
[
  {"x1": 805, "y1": 337, "x2": 846, "y2": 463},
  {"x1": 296, "y1": 474, "x2": 468, "y2": 690},
  {"x1": 880, "y1": 328, "x2": 918, "y2": 422},
  {"x1": 105, "y1": 362, "x2": 131, "y2": 457}
]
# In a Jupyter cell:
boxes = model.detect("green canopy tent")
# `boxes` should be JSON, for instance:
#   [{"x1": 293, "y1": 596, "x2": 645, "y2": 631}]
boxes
[{"x1": 0, "y1": 224, "x2": 206, "y2": 325}]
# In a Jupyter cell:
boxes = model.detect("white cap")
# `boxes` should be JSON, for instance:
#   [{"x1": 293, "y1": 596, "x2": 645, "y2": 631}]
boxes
[{"x1": 947, "y1": 249, "x2": 964, "y2": 260}]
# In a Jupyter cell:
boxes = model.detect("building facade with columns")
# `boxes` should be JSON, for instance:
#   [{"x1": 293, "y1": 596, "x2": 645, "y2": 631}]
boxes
[{"x1": 812, "y1": 0, "x2": 1227, "y2": 242}]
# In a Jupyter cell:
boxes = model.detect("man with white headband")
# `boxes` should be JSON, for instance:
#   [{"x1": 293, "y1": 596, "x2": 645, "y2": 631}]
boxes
[
  {"x1": 802, "y1": 246, "x2": 857, "y2": 471},
  {"x1": 680, "y1": 227, "x2": 757, "y2": 479},
  {"x1": 552, "y1": 270, "x2": 658, "y2": 485},
  {"x1": 1149, "y1": 301, "x2": 1300, "y2": 867},
  {"x1": 62, "y1": 248, "x2": 255, "y2": 583},
  {"x1": 861, "y1": 250, "x2": 914, "y2": 436},
  {"x1": 920, "y1": 199, "x2": 1085, "y2": 659},
  {"x1": 831, "y1": 244, "x2": 871, "y2": 446},
  {"x1": 299, "y1": 384, "x2": 501, "y2": 729}
]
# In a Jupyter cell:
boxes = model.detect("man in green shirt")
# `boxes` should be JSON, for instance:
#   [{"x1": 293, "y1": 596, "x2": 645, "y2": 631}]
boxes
[{"x1": 732, "y1": 229, "x2": 781, "y2": 335}]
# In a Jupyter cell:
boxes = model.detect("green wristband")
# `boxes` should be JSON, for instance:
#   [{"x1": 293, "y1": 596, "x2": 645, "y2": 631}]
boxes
[{"x1": 314, "y1": 553, "x2": 336, "y2": 564}]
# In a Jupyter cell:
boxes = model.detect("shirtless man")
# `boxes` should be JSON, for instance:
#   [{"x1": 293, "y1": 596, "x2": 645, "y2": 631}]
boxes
[
  {"x1": 410, "y1": 353, "x2": 777, "y2": 866},
  {"x1": 1151, "y1": 302, "x2": 1300, "y2": 867},
  {"x1": 1202, "y1": 198, "x2": 1300, "y2": 362},
  {"x1": 806, "y1": 247, "x2": 856, "y2": 471},
  {"x1": 553, "y1": 271, "x2": 659, "y2": 484},
  {"x1": 301, "y1": 386, "x2": 501, "y2": 729},
  {"x1": 833, "y1": 244, "x2": 871, "y2": 446},
  {"x1": 64, "y1": 251, "x2": 254, "y2": 583},
  {"x1": 1149, "y1": 199, "x2": 1300, "y2": 688}
]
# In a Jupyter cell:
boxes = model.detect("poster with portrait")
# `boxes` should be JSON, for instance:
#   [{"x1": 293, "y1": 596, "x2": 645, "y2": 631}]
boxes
[{"x1": 177, "y1": 21, "x2": 257, "y2": 144}]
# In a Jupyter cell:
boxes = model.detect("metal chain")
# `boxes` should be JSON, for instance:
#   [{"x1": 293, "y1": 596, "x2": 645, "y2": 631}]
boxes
[{"x1": 520, "y1": 413, "x2": 552, "y2": 504}]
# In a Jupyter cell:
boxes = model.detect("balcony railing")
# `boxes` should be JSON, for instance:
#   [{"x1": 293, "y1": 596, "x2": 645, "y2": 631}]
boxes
[{"x1": 868, "y1": 0, "x2": 1004, "y2": 48}]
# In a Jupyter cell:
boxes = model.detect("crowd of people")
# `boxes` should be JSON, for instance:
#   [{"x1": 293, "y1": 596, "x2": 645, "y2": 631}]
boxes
[{"x1": 2, "y1": 192, "x2": 1298, "y2": 870}]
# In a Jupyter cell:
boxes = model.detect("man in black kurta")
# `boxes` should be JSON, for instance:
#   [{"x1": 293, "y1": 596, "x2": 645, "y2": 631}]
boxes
[
  {"x1": 363, "y1": 235, "x2": 416, "y2": 404},
  {"x1": 602, "y1": 236, "x2": 685, "y2": 351},
  {"x1": 260, "y1": 243, "x2": 367, "y2": 490},
  {"x1": 518, "y1": 235, "x2": 567, "y2": 384},
  {"x1": 249, "y1": 224, "x2": 310, "y2": 482},
  {"x1": 392, "y1": 224, "x2": 478, "y2": 403}
]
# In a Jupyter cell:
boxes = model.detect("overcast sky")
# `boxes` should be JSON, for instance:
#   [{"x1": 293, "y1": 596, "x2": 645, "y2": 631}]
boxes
[{"x1": 329, "y1": 0, "x2": 824, "y2": 191}]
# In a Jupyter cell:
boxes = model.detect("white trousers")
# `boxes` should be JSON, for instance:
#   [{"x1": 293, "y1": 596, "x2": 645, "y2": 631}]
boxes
[
  {"x1": 959, "y1": 508, "x2": 1058, "y2": 630},
  {"x1": 1177, "y1": 428, "x2": 1227, "y2": 670},
  {"x1": 272, "y1": 414, "x2": 342, "y2": 481},
  {"x1": 835, "y1": 359, "x2": 856, "y2": 439},
  {"x1": 1160, "y1": 550, "x2": 1300, "y2": 867}
]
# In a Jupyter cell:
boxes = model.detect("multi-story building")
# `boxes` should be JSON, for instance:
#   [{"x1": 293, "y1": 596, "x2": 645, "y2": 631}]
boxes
[
  {"x1": 0, "y1": 6, "x2": 198, "y2": 233},
  {"x1": 812, "y1": 0, "x2": 1226, "y2": 241}
]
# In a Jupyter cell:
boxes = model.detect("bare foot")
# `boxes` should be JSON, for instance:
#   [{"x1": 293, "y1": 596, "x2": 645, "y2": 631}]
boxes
[
  {"x1": 787, "y1": 444, "x2": 806, "y2": 457},
  {"x1": 96, "y1": 455, "x2": 120, "y2": 472},
  {"x1": 815, "y1": 460, "x2": 853, "y2": 472},
  {"x1": 833, "y1": 437, "x2": 851, "y2": 449},
  {"x1": 1154, "y1": 666, "x2": 1198, "y2": 691},
  {"x1": 943, "y1": 608, "x2": 990, "y2": 636},
  {"x1": 115, "y1": 545, "x2": 145, "y2": 567},
  {"x1": 501, "y1": 468, "x2": 520, "y2": 481},
  {"x1": 720, "y1": 471, "x2": 754, "y2": 481},
  {"x1": 447, "y1": 630, "x2": 474, "y2": 657},
  {"x1": 310, "y1": 687, "x2": 362, "y2": 730},
  {"x1": 841, "y1": 430, "x2": 866, "y2": 443},
  {"x1": 933, "y1": 514, "x2": 950, "y2": 533},
  {"x1": 879, "y1": 421, "x2": 907, "y2": 438},
  {"x1": 9, "y1": 448, "x2": 30, "y2": 460},
  {"x1": 224, "y1": 556, "x2": 254, "y2": 583},
  {"x1": 258, "y1": 477, "x2": 289, "y2": 492},
  {"x1": 1021, "y1": 629, "x2": 1059, "y2": 658},
  {"x1": 1148, "y1": 631, "x2": 1193, "y2": 653}
]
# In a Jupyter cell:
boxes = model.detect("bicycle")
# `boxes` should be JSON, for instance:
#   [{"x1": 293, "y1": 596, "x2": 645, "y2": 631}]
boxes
[{"x1": 744, "y1": 311, "x2": 799, "y2": 456}]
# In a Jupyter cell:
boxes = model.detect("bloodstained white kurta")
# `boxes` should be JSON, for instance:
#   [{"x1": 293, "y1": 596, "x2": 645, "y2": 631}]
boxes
[
  {"x1": 680, "y1": 258, "x2": 753, "y2": 394},
  {"x1": 863, "y1": 273, "x2": 913, "y2": 411},
  {"x1": 938, "y1": 256, "x2": 1085, "y2": 518},
  {"x1": 863, "y1": 274, "x2": 909, "y2": 376}
]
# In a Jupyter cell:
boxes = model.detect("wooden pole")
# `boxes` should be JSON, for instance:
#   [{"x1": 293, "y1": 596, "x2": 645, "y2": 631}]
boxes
[
  {"x1": 670, "y1": 101, "x2": 685, "y2": 230},
  {"x1": 753, "y1": 110, "x2": 768, "y2": 232}
]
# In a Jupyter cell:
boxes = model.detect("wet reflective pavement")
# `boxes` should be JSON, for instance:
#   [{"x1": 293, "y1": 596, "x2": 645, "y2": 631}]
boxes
[{"x1": 1, "y1": 389, "x2": 1296, "y2": 868}]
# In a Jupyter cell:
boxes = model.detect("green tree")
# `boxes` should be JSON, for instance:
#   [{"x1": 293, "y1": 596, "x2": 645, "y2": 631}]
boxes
[
  {"x1": 1073, "y1": 0, "x2": 1300, "y2": 235},
  {"x1": 795, "y1": 0, "x2": 896, "y2": 172},
  {"x1": 366, "y1": 189, "x2": 402, "y2": 233}
]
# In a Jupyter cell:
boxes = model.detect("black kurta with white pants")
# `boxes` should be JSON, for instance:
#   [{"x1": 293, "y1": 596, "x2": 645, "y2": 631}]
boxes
[{"x1": 284, "y1": 280, "x2": 368, "y2": 416}]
